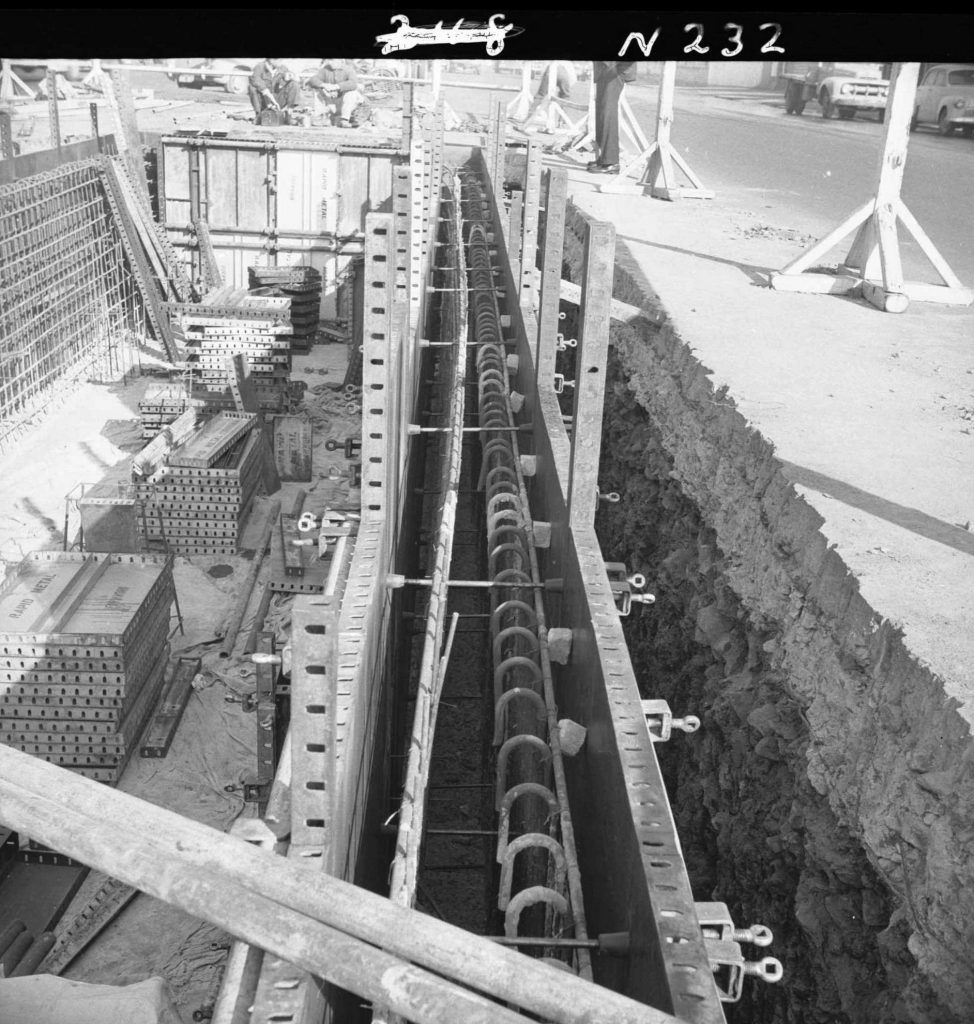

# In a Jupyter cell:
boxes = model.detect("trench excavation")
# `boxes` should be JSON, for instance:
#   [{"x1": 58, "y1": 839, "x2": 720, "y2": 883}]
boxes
[
  {"x1": 387, "y1": 166, "x2": 595, "y2": 974},
  {"x1": 554, "y1": 211, "x2": 972, "y2": 1024}
]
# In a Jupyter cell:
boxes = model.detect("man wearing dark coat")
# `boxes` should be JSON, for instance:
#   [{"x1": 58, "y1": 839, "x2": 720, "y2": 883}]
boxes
[{"x1": 588, "y1": 60, "x2": 638, "y2": 173}]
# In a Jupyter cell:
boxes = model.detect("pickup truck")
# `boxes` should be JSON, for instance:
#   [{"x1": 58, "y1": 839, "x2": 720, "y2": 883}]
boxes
[{"x1": 782, "y1": 62, "x2": 889, "y2": 122}]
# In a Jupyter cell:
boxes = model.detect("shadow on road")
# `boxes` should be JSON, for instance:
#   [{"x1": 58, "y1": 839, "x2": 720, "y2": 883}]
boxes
[
  {"x1": 779, "y1": 461, "x2": 974, "y2": 556},
  {"x1": 617, "y1": 233, "x2": 773, "y2": 287}
]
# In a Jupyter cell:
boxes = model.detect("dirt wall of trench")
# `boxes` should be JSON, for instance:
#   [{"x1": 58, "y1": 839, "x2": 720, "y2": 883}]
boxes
[{"x1": 561, "y1": 208, "x2": 974, "y2": 1024}]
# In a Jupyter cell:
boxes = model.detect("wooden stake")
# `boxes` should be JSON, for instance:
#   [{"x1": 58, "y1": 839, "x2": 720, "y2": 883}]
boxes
[
  {"x1": 771, "y1": 64, "x2": 972, "y2": 311},
  {"x1": 601, "y1": 64, "x2": 714, "y2": 200}
]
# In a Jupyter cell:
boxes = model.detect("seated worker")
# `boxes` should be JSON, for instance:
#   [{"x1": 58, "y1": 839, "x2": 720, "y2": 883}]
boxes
[
  {"x1": 307, "y1": 58, "x2": 364, "y2": 127},
  {"x1": 249, "y1": 58, "x2": 280, "y2": 122},
  {"x1": 272, "y1": 65, "x2": 302, "y2": 114}
]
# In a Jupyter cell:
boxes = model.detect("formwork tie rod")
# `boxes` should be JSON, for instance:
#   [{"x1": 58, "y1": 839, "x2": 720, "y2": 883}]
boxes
[
  {"x1": 392, "y1": 576, "x2": 553, "y2": 590},
  {"x1": 487, "y1": 934, "x2": 630, "y2": 955},
  {"x1": 408, "y1": 425, "x2": 529, "y2": 435}
]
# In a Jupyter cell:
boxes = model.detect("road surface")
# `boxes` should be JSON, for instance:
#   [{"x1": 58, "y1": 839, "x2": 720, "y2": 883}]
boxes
[{"x1": 626, "y1": 83, "x2": 974, "y2": 286}]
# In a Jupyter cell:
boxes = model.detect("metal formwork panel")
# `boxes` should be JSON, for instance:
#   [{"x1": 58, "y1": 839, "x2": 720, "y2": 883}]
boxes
[
  {"x1": 290, "y1": 595, "x2": 338, "y2": 852},
  {"x1": 493, "y1": 173, "x2": 725, "y2": 1019},
  {"x1": 276, "y1": 150, "x2": 339, "y2": 236},
  {"x1": 361, "y1": 213, "x2": 395, "y2": 524},
  {"x1": 0, "y1": 553, "x2": 172, "y2": 648}
]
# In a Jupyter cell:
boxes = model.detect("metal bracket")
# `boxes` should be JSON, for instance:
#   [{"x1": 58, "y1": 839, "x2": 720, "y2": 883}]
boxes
[
  {"x1": 324, "y1": 436, "x2": 362, "y2": 458},
  {"x1": 604, "y1": 562, "x2": 654, "y2": 616},
  {"x1": 641, "y1": 699, "x2": 700, "y2": 743},
  {"x1": 695, "y1": 902, "x2": 774, "y2": 947},
  {"x1": 552, "y1": 373, "x2": 575, "y2": 394}
]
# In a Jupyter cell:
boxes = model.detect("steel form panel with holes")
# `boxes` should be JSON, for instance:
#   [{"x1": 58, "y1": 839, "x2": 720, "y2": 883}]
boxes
[
  {"x1": 483, "y1": 149, "x2": 725, "y2": 1023},
  {"x1": 243, "y1": 180, "x2": 430, "y2": 1024}
]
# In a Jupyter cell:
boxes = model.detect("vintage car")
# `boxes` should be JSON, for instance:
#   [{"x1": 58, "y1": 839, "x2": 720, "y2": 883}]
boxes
[
  {"x1": 166, "y1": 58, "x2": 257, "y2": 95},
  {"x1": 912, "y1": 64, "x2": 974, "y2": 136},
  {"x1": 782, "y1": 62, "x2": 888, "y2": 121}
]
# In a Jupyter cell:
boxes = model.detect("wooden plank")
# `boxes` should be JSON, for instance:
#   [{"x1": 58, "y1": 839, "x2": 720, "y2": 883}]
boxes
[
  {"x1": 567, "y1": 219, "x2": 615, "y2": 530},
  {"x1": 369, "y1": 155, "x2": 393, "y2": 213},
  {"x1": 205, "y1": 148, "x2": 240, "y2": 231},
  {"x1": 339, "y1": 155, "x2": 371, "y2": 235},
  {"x1": 519, "y1": 140, "x2": 543, "y2": 304},
  {"x1": 537, "y1": 169, "x2": 569, "y2": 385},
  {"x1": 140, "y1": 657, "x2": 201, "y2": 758},
  {"x1": 236, "y1": 148, "x2": 271, "y2": 232},
  {"x1": 272, "y1": 414, "x2": 313, "y2": 482},
  {"x1": 0, "y1": 745, "x2": 686, "y2": 1024}
]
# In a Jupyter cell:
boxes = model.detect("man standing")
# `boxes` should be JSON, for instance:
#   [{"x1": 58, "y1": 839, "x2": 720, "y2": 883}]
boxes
[
  {"x1": 588, "y1": 60, "x2": 637, "y2": 173},
  {"x1": 518, "y1": 60, "x2": 577, "y2": 130},
  {"x1": 249, "y1": 58, "x2": 280, "y2": 122},
  {"x1": 307, "y1": 59, "x2": 364, "y2": 127}
]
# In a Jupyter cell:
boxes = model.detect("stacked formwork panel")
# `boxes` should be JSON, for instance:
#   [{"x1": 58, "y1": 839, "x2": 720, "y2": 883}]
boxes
[
  {"x1": 0, "y1": 160, "x2": 144, "y2": 452},
  {"x1": 248, "y1": 265, "x2": 322, "y2": 352},
  {"x1": 0, "y1": 552, "x2": 174, "y2": 783},
  {"x1": 134, "y1": 412, "x2": 264, "y2": 556},
  {"x1": 185, "y1": 289, "x2": 292, "y2": 383},
  {"x1": 168, "y1": 288, "x2": 293, "y2": 407},
  {"x1": 138, "y1": 382, "x2": 190, "y2": 441}
]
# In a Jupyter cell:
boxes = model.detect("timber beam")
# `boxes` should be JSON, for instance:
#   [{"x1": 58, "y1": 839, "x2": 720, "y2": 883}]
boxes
[{"x1": 0, "y1": 744, "x2": 683, "y2": 1024}]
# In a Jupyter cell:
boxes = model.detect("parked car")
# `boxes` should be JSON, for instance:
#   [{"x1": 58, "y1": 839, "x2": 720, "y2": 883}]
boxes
[
  {"x1": 10, "y1": 60, "x2": 86, "y2": 84},
  {"x1": 782, "y1": 62, "x2": 888, "y2": 121},
  {"x1": 167, "y1": 58, "x2": 256, "y2": 95},
  {"x1": 167, "y1": 58, "x2": 327, "y2": 96},
  {"x1": 912, "y1": 64, "x2": 974, "y2": 136}
]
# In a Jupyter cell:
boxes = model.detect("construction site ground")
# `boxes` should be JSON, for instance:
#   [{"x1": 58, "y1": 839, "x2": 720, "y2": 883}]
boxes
[
  {"x1": 0, "y1": 338, "x2": 359, "y2": 1017},
  {"x1": 1, "y1": 68, "x2": 971, "y2": 1022}
]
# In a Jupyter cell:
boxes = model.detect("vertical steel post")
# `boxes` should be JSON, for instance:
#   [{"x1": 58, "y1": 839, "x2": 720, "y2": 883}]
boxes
[
  {"x1": 485, "y1": 100, "x2": 496, "y2": 181},
  {"x1": 392, "y1": 163, "x2": 413, "y2": 474},
  {"x1": 289, "y1": 595, "x2": 338, "y2": 851},
  {"x1": 536, "y1": 167, "x2": 568, "y2": 387},
  {"x1": 519, "y1": 139, "x2": 543, "y2": 305},
  {"x1": 401, "y1": 82, "x2": 414, "y2": 150},
  {"x1": 508, "y1": 191, "x2": 523, "y2": 283},
  {"x1": 0, "y1": 110, "x2": 13, "y2": 161},
  {"x1": 46, "y1": 69, "x2": 61, "y2": 153},
  {"x1": 408, "y1": 135, "x2": 425, "y2": 336},
  {"x1": 362, "y1": 212, "x2": 396, "y2": 524},
  {"x1": 89, "y1": 101, "x2": 101, "y2": 151},
  {"x1": 567, "y1": 219, "x2": 615, "y2": 530},
  {"x1": 491, "y1": 99, "x2": 506, "y2": 191}
]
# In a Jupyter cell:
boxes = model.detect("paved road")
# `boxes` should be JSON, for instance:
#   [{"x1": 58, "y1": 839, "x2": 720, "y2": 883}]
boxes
[{"x1": 625, "y1": 84, "x2": 974, "y2": 287}]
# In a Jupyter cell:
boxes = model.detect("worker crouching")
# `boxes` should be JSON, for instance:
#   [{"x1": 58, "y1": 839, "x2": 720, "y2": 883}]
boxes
[{"x1": 307, "y1": 58, "x2": 366, "y2": 127}]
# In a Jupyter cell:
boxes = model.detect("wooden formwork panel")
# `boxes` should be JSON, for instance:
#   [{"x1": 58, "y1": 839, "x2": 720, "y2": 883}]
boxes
[{"x1": 161, "y1": 136, "x2": 402, "y2": 320}]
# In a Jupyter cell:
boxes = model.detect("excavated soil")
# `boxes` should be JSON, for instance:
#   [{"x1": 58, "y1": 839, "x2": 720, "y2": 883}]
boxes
[{"x1": 561, "y1": 210, "x2": 974, "y2": 1024}]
